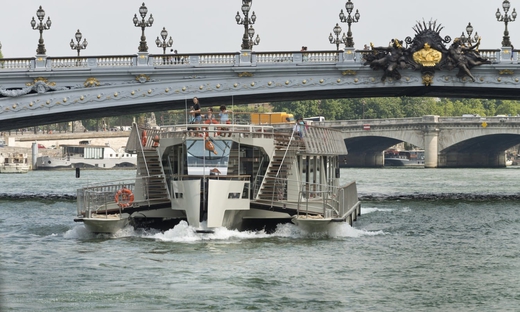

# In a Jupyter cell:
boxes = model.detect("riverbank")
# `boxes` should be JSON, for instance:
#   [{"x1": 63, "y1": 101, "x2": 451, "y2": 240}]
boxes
[{"x1": 0, "y1": 131, "x2": 131, "y2": 169}]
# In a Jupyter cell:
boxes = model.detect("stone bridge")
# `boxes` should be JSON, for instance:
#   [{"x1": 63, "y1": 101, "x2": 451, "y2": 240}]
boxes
[
  {"x1": 0, "y1": 46, "x2": 520, "y2": 132},
  {"x1": 320, "y1": 115, "x2": 520, "y2": 168}
]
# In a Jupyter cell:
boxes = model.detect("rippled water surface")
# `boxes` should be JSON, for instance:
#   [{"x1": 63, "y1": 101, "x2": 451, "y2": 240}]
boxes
[{"x1": 1, "y1": 168, "x2": 520, "y2": 311}]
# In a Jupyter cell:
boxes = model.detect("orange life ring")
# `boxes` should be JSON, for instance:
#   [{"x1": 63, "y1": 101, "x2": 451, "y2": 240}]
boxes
[
  {"x1": 141, "y1": 130, "x2": 147, "y2": 147},
  {"x1": 114, "y1": 188, "x2": 134, "y2": 208}
]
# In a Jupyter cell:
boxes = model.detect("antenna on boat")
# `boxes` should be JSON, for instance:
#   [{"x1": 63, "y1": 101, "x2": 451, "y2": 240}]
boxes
[
  {"x1": 185, "y1": 97, "x2": 188, "y2": 125},
  {"x1": 231, "y1": 95, "x2": 234, "y2": 124}
]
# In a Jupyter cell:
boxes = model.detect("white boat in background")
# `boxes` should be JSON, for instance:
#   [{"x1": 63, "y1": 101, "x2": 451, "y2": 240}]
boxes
[
  {"x1": 74, "y1": 122, "x2": 361, "y2": 234},
  {"x1": 36, "y1": 142, "x2": 137, "y2": 170},
  {"x1": 0, "y1": 152, "x2": 30, "y2": 173},
  {"x1": 384, "y1": 149, "x2": 425, "y2": 167}
]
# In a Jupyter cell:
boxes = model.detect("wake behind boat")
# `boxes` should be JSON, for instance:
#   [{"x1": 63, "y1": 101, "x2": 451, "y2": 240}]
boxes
[{"x1": 74, "y1": 122, "x2": 361, "y2": 234}]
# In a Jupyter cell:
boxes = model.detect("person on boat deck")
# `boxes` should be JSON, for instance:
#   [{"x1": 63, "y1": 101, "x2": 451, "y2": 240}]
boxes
[
  {"x1": 187, "y1": 97, "x2": 202, "y2": 136},
  {"x1": 203, "y1": 108, "x2": 218, "y2": 136},
  {"x1": 191, "y1": 97, "x2": 202, "y2": 124},
  {"x1": 293, "y1": 117, "x2": 305, "y2": 138},
  {"x1": 219, "y1": 105, "x2": 232, "y2": 124},
  {"x1": 219, "y1": 105, "x2": 232, "y2": 137},
  {"x1": 204, "y1": 108, "x2": 218, "y2": 124}
]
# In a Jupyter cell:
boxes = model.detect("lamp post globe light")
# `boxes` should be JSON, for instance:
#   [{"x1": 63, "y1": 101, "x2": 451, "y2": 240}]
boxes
[
  {"x1": 133, "y1": 2, "x2": 154, "y2": 53},
  {"x1": 235, "y1": 0, "x2": 260, "y2": 50},
  {"x1": 338, "y1": 0, "x2": 360, "y2": 48},
  {"x1": 70, "y1": 29, "x2": 88, "y2": 56},
  {"x1": 460, "y1": 22, "x2": 480, "y2": 46},
  {"x1": 496, "y1": 0, "x2": 517, "y2": 47},
  {"x1": 155, "y1": 27, "x2": 173, "y2": 54},
  {"x1": 329, "y1": 23, "x2": 347, "y2": 50},
  {"x1": 31, "y1": 6, "x2": 52, "y2": 55}
]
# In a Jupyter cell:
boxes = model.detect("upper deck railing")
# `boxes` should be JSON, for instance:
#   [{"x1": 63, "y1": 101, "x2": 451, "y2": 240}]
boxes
[{"x1": 0, "y1": 48, "x2": 514, "y2": 72}]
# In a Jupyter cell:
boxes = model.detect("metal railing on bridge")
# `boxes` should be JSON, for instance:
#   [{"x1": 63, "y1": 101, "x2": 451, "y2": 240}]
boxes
[{"x1": 1, "y1": 48, "x2": 512, "y2": 72}]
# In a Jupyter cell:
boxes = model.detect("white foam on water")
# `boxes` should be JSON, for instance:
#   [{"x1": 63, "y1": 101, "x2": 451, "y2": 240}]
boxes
[
  {"x1": 327, "y1": 222, "x2": 385, "y2": 238},
  {"x1": 362, "y1": 207, "x2": 394, "y2": 214},
  {"x1": 148, "y1": 221, "x2": 272, "y2": 242},
  {"x1": 63, "y1": 225, "x2": 96, "y2": 239},
  {"x1": 63, "y1": 220, "x2": 384, "y2": 241}
]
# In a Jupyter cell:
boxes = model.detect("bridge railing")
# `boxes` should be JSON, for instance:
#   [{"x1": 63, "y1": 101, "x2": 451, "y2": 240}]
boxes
[
  {"x1": 0, "y1": 58, "x2": 34, "y2": 70},
  {"x1": 150, "y1": 53, "x2": 240, "y2": 67},
  {"x1": 0, "y1": 48, "x2": 513, "y2": 72}
]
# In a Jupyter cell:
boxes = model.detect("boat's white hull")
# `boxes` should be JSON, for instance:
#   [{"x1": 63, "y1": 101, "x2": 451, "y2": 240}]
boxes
[
  {"x1": 291, "y1": 216, "x2": 333, "y2": 232},
  {"x1": 0, "y1": 165, "x2": 30, "y2": 173},
  {"x1": 81, "y1": 214, "x2": 130, "y2": 234}
]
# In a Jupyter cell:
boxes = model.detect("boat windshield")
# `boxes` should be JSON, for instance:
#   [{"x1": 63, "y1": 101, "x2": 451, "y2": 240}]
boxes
[{"x1": 186, "y1": 139, "x2": 231, "y2": 175}]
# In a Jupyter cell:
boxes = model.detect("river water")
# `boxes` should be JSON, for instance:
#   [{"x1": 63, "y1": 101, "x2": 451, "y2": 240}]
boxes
[{"x1": 1, "y1": 168, "x2": 520, "y2": 311}]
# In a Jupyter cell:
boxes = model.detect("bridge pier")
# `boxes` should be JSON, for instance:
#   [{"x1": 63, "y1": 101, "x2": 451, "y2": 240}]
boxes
[
  {"x1": 423, "y1": 116, "x2": 440, "y2": 168},
  {"x1": 439, "y1": 151, "x2": 507, "y2": 168},
  {"x1": 342, "y1": 152, "x2": 384, "y2": 167}
]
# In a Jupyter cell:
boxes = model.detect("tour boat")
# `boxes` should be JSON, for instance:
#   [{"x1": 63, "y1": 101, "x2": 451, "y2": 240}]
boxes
[
  {"x1": 35, "y1": 142, "x2": 137, "y2": 170},
  {"x1": 0, "y1": 152, "x2": 30, "y2": 174},
  {"x1": 74, "y1": 122, "x2": 361, "y2": 234}
]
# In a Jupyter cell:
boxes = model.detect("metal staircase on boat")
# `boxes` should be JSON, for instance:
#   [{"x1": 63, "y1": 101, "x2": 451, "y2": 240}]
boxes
[
  {"x1": 257, "y1": 133, "x2": 301, "y2": 202},
  {"x1": 137, "y1": 147, "x2": 171, "y2": 205}
]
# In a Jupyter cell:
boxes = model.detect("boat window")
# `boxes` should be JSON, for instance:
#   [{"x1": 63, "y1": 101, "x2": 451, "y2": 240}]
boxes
[
  {"x1": 228, "y1": 193, "x2": 241, "y2": 199},
  {"x1": 242, "y1": 183, "x2": 250, "y2": 199}
]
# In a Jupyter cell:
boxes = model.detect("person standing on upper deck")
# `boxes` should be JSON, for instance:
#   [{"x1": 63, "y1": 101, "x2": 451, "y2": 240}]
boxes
[{"x1": 191, "y1": 97, "x2": 202, "y2": 124}]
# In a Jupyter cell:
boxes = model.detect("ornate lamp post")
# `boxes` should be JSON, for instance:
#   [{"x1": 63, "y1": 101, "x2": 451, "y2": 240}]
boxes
[
  {"x1": 329, "y1": 23, "x2": 347, "y2": 50},
  {"x1": 460, "y1": 22, "x2": 479, "y2": 46},
  {"x1": 133, "y1": 2, "x2": 154, "y2": 52},
  {"x1": 155, "y1": 27, "x2": 173, "y2": 54},
  {"x1": 235, "y1": 0, "x2": 260, "y2": 50},
  {"x1": 496, "y1": 0, "x2": 517, "y2": 47},
  {"x1": 338, "y1": 0, "x2": 360, "y2": 48},
  {"x1": 70, "y1": 29, "x2": 88, "y2": 56},
  {"x1": 31, "y1": 6, "x2": 52, "y2": 55}
]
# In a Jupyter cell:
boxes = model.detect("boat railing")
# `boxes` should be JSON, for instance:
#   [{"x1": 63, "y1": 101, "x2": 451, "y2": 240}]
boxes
[
  {"x1": 296, "y1": 180, "x2": 358, "y2": 220},
  {"x1": 76, "y1": 175, "x2": 167, "y2": 218},
  {"x1": 157, "y1": 123, "x2": 277, "y2": 139},
  {"x1": 77, "y1": 181, "x2": 135, "y2": 218},
  {"x1": 252, "y1": 156, "x2": 267, "y2": 199}
]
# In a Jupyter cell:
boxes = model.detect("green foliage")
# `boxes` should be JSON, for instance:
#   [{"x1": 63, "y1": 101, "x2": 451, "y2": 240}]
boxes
[
  {"x1": 270, "y1": 97, "x2": 520, "y2": 120},
  {"x1": 55, "y1": 96, "x2": 520, "y2": 131}
]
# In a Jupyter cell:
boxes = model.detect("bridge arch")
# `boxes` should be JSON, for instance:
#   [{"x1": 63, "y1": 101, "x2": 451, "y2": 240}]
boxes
[
  {"x1": 333, "y1": 116, "x2": 520, "y2": 168},
  {"x1": 438, "y1": 133, "x2": 520, "y2": 167}
]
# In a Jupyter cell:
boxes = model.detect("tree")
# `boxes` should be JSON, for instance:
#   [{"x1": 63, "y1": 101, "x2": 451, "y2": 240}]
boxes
[{"x1": 495, "y1": 100, "x2": 520, "y2": 116}]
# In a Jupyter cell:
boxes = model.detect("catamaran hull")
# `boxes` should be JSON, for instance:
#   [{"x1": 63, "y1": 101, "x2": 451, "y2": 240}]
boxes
[{"x1": 79, "y1": 215, "x2": 130, "y2": 234}]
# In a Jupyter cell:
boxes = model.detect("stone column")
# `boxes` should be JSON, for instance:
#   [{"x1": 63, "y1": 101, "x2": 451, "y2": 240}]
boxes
[
  {"x1": 136, "y1": 52, "x2": 149, "y2": 66},
  {"x1": 501, "y1": 47, "x2": 513, "y2": 63},
  {"x1": 34, "y1": 54, "x2": 48, "y2": 70},
  {"x1": 343, "y1": 47, "x2": 356, "y2": 62},
  {"x1": 422, "y1": 115, "x2": 439, "y2": 168},
  {"x1": 239, "y1": 50, "x2": 252, "y2": 66}
]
